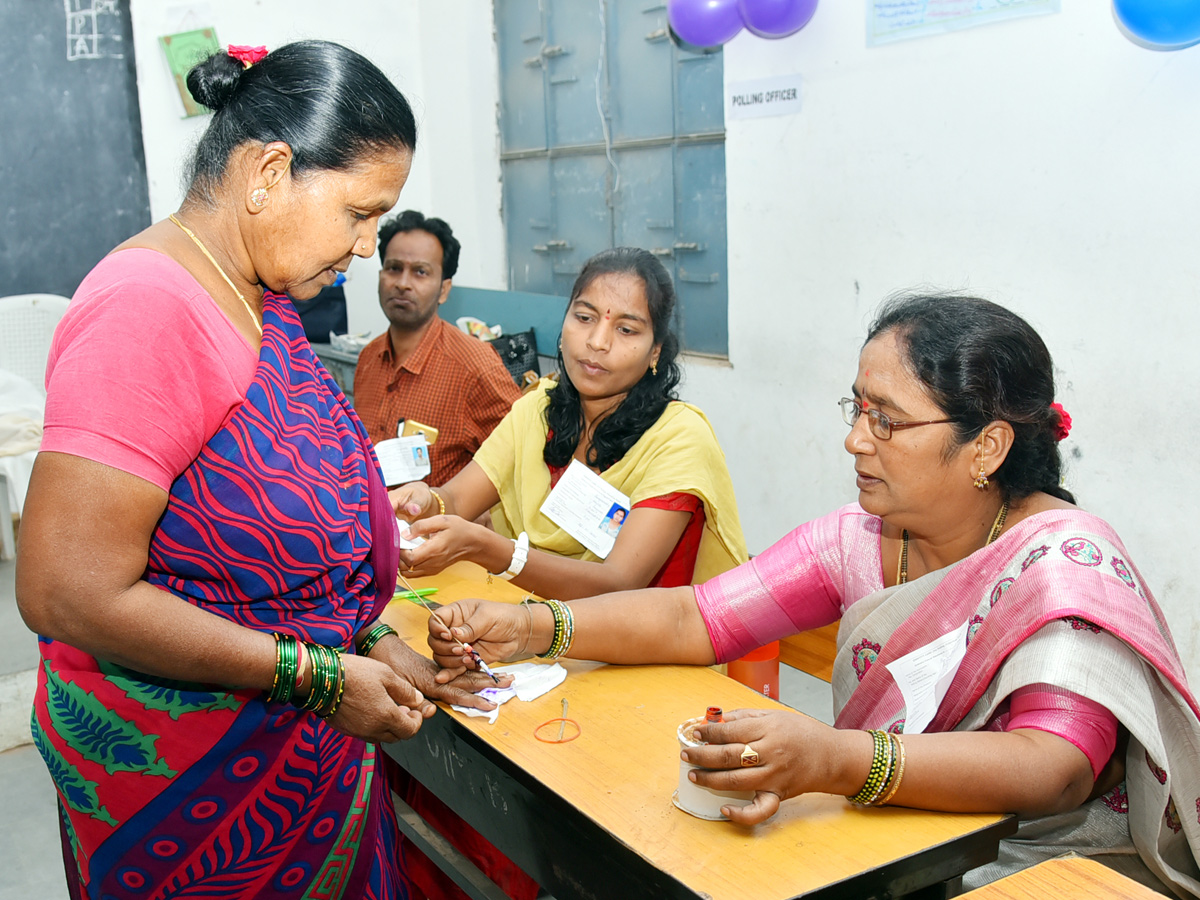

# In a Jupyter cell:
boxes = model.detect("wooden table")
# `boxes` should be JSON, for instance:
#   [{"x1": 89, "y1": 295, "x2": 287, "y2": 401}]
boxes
[
  {"x1": 381, "y1": 562, "x2": 1016, "y2": 900},
  {"x1": 961, "y1": 857, "x2": 1165, "y2": 898}
]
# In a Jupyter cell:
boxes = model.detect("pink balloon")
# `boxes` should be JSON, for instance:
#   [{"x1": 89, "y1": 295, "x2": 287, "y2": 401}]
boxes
[
  {"x1": 668, "y1": 0, "x2": 745, "y2": 48},
  {"x1": 738, "y1": 0, "x2": 818, "y2": 38}
]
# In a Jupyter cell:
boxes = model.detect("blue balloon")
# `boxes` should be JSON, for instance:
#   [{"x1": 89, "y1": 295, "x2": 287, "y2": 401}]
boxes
[
  {"x1": 668, "y1": 0, "x2": 745, "y2": 48},
  {"x1": 1113, "y1": 0, "x2": 1200, "y2": 49}
]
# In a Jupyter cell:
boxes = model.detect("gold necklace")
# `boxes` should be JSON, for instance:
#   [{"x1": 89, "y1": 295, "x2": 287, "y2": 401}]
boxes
[
  {"x1": 169, "y1": 214, "x2": 262, "y2": 336},
  {"x1": 897, "y1": 501, "x2": 1009, "y2": 585}
]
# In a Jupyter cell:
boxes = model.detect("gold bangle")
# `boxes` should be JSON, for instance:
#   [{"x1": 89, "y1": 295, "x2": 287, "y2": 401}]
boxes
[
  {"x1": 429, "y1": 487, "x2": 446, "y2": 516},
  {"x1": 878, "y1": 734, "x2": 907, "y2": 806}
]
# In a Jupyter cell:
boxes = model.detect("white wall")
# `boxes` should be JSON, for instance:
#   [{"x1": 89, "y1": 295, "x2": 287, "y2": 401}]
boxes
[
  {"x1": 129, "y1": 2, "x2": 1200, "y2": 684},
  {"x1": 128, "y1": 0, "x2": 504, "y2": 338},
  {"x1": 682, "y1": 4, "x2": 1200, "y2": 683}
]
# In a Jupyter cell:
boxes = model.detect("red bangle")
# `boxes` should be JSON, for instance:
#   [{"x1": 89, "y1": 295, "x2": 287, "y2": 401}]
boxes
[{"x1": 534, "y1": 717, "x2": 581, "y2": 743}]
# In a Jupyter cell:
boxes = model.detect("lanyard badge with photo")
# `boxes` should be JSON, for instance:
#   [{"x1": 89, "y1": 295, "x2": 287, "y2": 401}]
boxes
[{"x1": 538, "y1": 459, "x2": 631, "y2": 559}]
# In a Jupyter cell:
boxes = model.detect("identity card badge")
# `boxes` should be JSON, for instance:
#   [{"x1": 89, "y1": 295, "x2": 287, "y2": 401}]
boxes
[
  {"x1": 375, "y1": 435, "x2": 432, "y2": 487},
  {"x1": 538, "y1": 459, "x2": 631, "y2": 559}
]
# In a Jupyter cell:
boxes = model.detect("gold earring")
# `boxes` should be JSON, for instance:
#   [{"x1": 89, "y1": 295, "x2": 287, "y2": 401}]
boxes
[
  {"x1": 250, "y1": 187, "x2": 269, "y2": 208},
  {"x1": 973, "y1": 459, "x2": 989, "y2": 490},
  {"x1": 651, "y1": 361, "x2": 658, "y2": 376}
]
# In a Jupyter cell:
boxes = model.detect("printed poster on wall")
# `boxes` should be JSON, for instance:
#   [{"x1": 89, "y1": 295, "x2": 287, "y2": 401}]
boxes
[
  {"x1": 159, "y1": 27, "x2": 220, "y2": 117},
  {"x1": 867, "y1": 0, "x2": 1060, "y2": 47}
]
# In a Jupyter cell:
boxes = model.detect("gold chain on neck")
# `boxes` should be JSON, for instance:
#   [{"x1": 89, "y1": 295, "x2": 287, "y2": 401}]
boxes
[
  {"x1": 897, "y1": 500, "x2": 1009, "y2": 586},
  {"x1": 169, "y1": 214, "x2": 262, "y2": 336}
]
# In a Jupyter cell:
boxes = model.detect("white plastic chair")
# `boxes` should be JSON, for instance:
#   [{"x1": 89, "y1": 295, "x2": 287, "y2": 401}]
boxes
[
  {"x1": 0, "y1": 294, "x2": 71, "y2": 393},
  {"x1": 0, "y1": 293, "x2": 69, "y2": 555}
]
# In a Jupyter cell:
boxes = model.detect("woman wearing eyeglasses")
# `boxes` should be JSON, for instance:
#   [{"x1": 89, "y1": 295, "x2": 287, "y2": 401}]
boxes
[{"x1": 428, "y1": 293, "x2": 1200, "y2": 895}]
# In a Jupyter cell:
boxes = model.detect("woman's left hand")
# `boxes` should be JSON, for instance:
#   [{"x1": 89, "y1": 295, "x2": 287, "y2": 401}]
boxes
[
  {"x1": 367, "y1": 634, "x2": 512, "y2": 711},
  {"x1": 685, "y1": 708, "x2": 845, "y2": 825},
  {"x1": 398, "y1": 515, "x2": 506, "y2": 577}
]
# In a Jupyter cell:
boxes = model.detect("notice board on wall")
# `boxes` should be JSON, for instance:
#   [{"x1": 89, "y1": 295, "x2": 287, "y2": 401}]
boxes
[{"x1": 0, "y1": 1, "x2": 151, "y2": 298}]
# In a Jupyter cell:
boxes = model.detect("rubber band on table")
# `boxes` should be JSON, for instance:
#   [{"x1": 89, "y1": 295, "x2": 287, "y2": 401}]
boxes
[{"x1": 535, "y1": 717, "x2": 581, "y2": 743}]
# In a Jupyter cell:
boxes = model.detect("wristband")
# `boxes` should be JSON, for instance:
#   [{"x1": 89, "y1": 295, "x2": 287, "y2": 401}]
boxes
[{"x1": 492, "y1": 531, "x2": 529, "y2": 580}]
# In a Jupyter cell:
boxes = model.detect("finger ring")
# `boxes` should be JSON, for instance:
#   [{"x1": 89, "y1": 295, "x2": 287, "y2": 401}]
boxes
[{"x1": 740, "y1": 743, "x2": 760, "y2": 767}]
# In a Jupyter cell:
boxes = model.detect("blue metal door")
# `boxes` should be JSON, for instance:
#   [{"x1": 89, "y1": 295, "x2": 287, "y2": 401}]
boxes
[{"x1": 495, "y1": 0, "x2": 728, "y2": 355}]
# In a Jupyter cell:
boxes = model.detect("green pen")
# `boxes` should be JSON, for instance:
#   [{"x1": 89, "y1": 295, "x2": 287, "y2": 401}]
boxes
[{"x1": 393, "y1": 587, "x2": 439, "y2": 602}]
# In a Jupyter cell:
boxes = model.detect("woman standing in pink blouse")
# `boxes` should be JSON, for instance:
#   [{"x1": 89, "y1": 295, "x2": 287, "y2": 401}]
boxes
[{"x1": 427, "y1": 293, "x2": 1200, "y2": 895}]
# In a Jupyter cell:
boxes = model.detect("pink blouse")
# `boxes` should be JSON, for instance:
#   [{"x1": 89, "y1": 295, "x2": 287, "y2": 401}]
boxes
[
  {"x1": 42, "y1": 249, "x2": 258, "y2": 492},
  {"x1": 695, "y1": 504, "x2": 1117, "y2": 778}
]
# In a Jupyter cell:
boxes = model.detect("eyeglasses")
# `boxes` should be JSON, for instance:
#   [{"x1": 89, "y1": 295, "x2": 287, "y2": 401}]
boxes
[{"x1": 839, "y1": 397, "x2": 953, "y2": 441}]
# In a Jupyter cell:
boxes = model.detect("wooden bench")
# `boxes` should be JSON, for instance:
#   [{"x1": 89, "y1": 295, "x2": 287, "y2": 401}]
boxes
[
  {"x1": 779, "y1": 622, "x2": 838, "y2": 683},
  {"x1": 961, "y1": 856, "x2": 1164, "y2": 898}
]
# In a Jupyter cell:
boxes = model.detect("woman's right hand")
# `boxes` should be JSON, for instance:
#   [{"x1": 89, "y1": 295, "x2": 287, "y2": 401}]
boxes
[
  {"x1": 427, "y1": 599, "x2": 538, "y2": 679},
  {"x1": 389, "y1": 482, "x2": 437, "y2": 522},
  {"x1": 324, "y1": 653, "x2": 436, "y2": 743}
]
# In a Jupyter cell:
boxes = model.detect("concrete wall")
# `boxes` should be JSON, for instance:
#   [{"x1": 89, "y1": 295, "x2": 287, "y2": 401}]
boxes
[
  {"x1": 129, "y1": 2, "x2": 1200, "y2": 685},
  {"x1": 690, "y1": 3, "x2": 1200, "y2": 684},
  {"x1": 129, "y1": 0, "x2": 504, "y2": 338}
]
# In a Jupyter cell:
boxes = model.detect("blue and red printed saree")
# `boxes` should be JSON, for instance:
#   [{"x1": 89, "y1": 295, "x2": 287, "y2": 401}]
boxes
[{"x1": 33, "y1": 291, "x2": 407, "y2": 899}]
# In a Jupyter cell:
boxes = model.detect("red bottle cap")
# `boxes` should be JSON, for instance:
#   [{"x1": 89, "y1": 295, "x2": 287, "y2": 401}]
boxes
[{"x1": 705, "y1": 706, "x2": 724, "y2": 723}]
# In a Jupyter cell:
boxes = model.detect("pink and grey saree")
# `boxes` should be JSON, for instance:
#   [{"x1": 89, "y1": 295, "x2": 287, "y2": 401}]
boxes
[{"x1": 695, "y1": 504, "x2": 1200, "y2": 896}]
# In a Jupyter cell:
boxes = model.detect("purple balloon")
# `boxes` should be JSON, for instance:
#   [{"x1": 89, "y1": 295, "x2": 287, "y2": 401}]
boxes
[
  {"x1": 738, "y1": 0, "x2": 817, "y2": 38},
  {"x1": 668, "y1": 0, "x2": 745, "y2": 48}
]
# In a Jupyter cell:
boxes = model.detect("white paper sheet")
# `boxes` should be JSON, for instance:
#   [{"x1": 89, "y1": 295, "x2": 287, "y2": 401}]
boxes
[
  {"x1": 537, "y1": 459, "x2": 631, "y2": 559},
  {"x1": 450, "y1": 662, "x2": 568, "y2": 725},
  {"x1": 884, "y1": 619, "x2": 970, "y2": 734},
  {"x1": 395, "y1": 521, "x2": 425, "y2": 552},
  {"x1": 375, "y1": 435, "x2": 431, "y2": 487}
]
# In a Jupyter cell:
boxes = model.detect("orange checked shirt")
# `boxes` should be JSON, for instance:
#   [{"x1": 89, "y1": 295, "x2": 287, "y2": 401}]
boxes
[{"x1": 353, "y1": 317, "x2": 522, "y2": 486}]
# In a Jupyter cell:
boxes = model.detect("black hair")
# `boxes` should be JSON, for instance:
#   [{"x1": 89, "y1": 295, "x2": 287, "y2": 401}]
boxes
[
  {"x1": 865, "y1": 292, "x2": 1075, "y2": 505},
  {"x1": 544, "y1": 248, "x2": 682, "y2": 471},
  {"x1": 184, "y1": 40, "x2": 417, "y2": 202},
  {"x1": 377, "y1": 210, "x2": 461, "y2": 279}
]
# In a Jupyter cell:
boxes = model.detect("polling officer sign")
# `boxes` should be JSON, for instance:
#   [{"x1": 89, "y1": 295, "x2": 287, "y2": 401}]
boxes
[{"x1": 726, "y1": 74, "x2": 803, "y2": 120}]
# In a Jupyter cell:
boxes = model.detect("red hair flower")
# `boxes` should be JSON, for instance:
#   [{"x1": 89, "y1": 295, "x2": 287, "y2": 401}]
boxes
[
  {"x1": 228, "y1": 44, "x2": 269, "y2": 68},
  {"x1": 1050, "y1": 402, "x2": 1072, "y2": 441}
]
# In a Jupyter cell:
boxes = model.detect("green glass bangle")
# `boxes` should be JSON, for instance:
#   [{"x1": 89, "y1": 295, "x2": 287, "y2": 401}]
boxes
[
  {"x1": 269, "y1": 633, "x2": 300, "y2": 704},
  {"x1": 559, "y1": 602, "x2": 576, "y2": 658},
  {"x1": 847, "y1": 730, "x2": 892, "y2": 805},
  {"x1": 535, "y1": 599, "x2": 571, "y2": 660},
  {"x1": 358, "y1": 623, "x2": 397, "y2": 658},
  {"x1": 862, "y1": 735, "x2": 897, "y2": 806},
  {"x1": 317, "y1": 651, "x2": 346, "y2": 719},
  {"x1": 299, "y1": 643, "x2": 339, "y2": 716}
]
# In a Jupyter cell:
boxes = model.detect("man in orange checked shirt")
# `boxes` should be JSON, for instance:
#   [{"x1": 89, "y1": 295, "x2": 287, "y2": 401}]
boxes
[{"x1": 353, "y1": 211, "x2": 520, "y2": 486}]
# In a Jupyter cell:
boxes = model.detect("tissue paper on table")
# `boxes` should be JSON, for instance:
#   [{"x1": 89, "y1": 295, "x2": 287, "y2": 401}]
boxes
[{"x1": 450, "y1": 662, "x2": 567, "y2": 725}]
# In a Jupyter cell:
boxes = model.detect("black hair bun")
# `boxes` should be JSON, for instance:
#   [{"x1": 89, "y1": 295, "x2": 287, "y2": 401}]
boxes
[{"x1": 185, "y1": 50, "x2": 245, "y2": 112}]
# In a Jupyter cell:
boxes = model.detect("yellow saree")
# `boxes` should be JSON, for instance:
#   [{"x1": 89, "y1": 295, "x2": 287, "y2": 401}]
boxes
[{"x1": 473, "y1": 380, "x2": 747, "y2": 583}]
